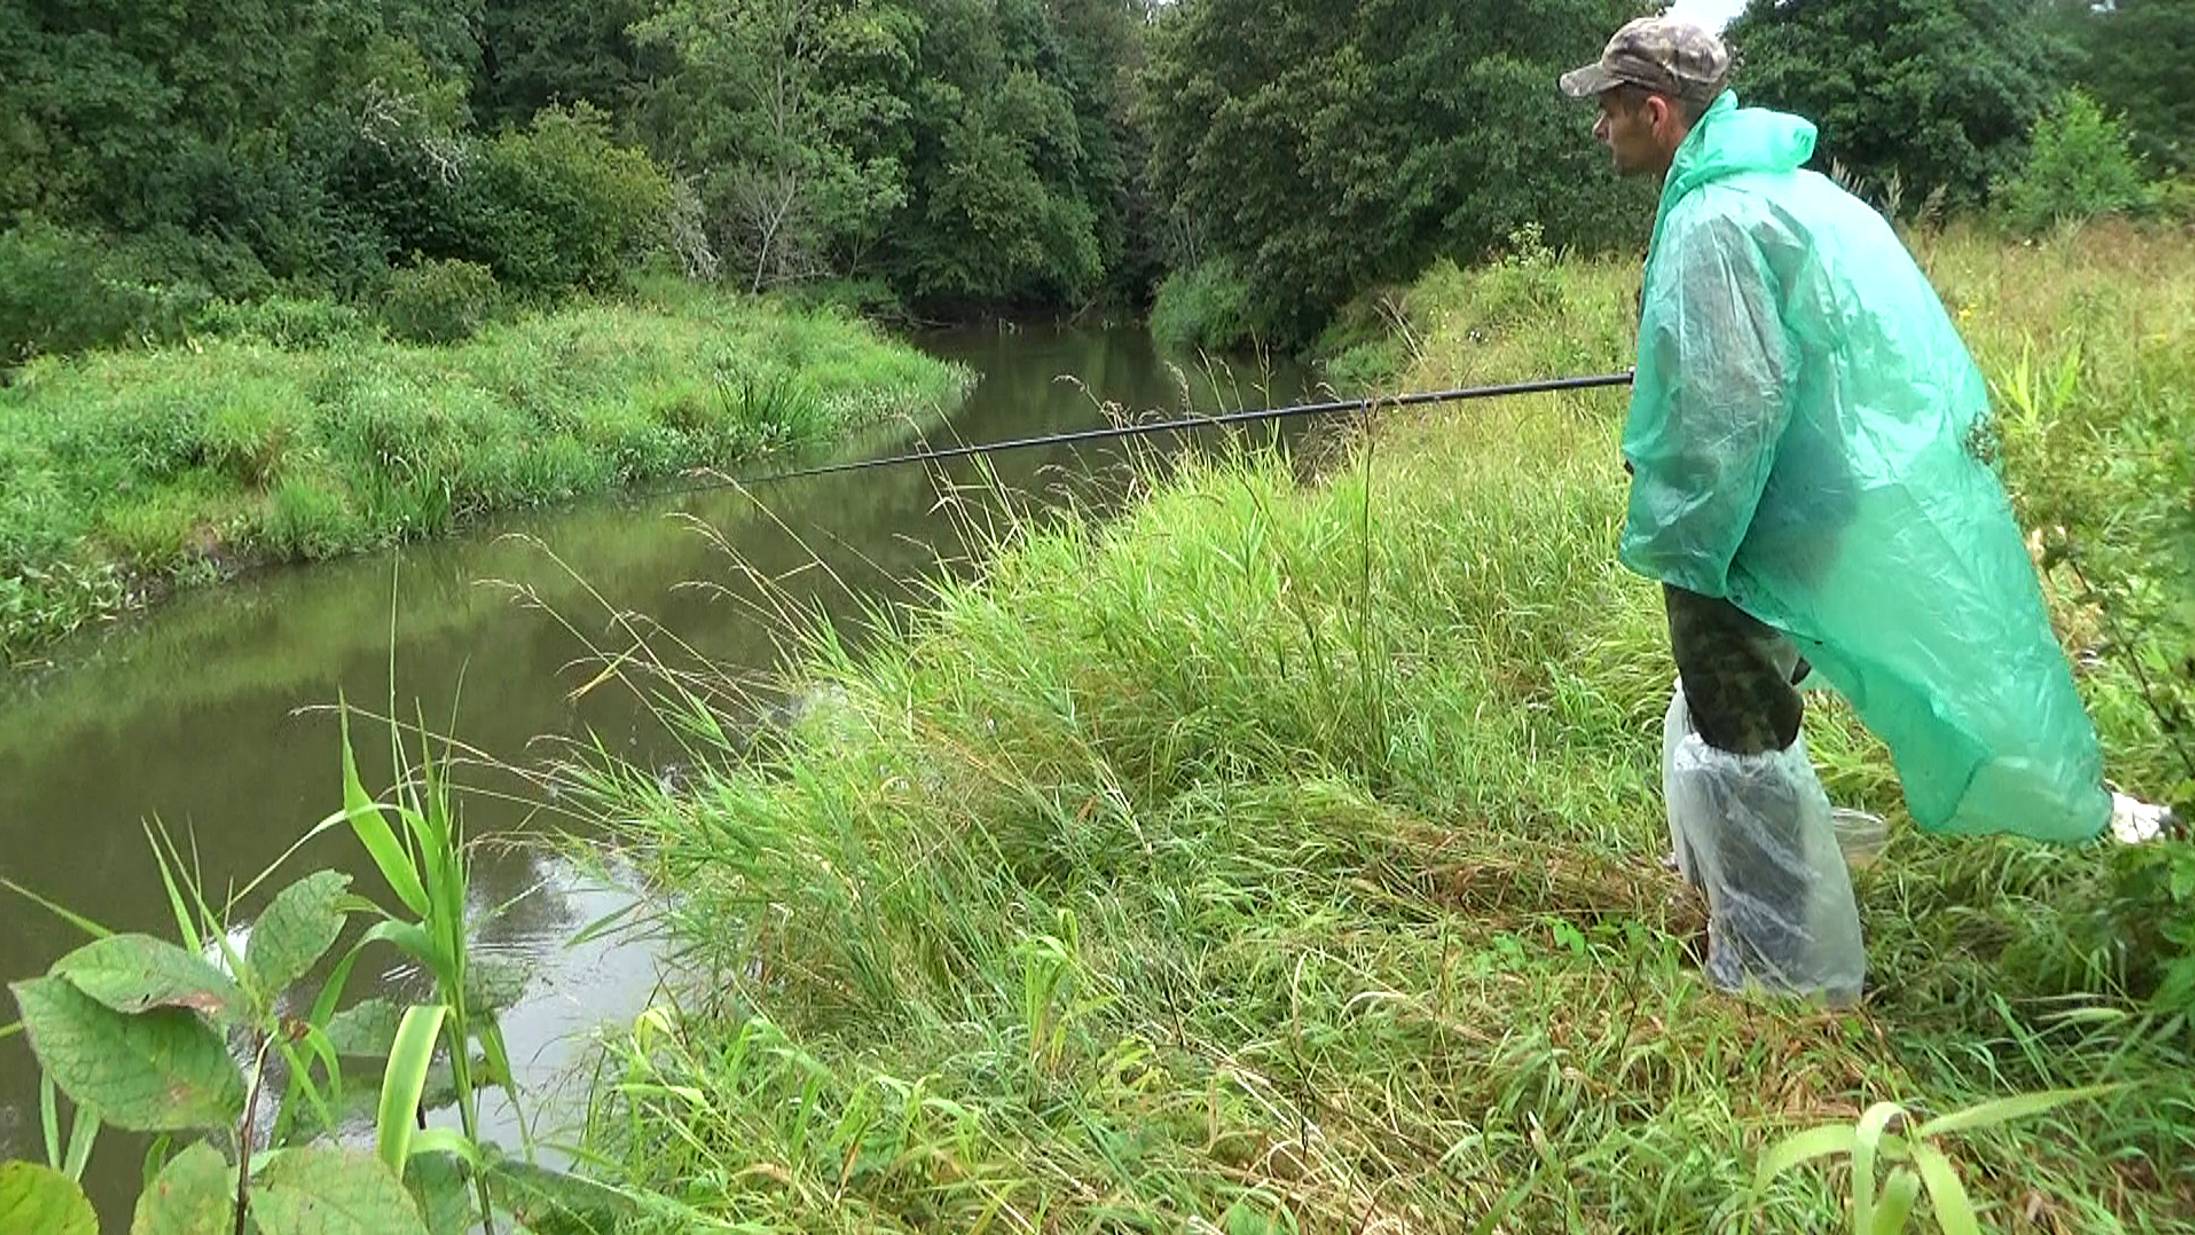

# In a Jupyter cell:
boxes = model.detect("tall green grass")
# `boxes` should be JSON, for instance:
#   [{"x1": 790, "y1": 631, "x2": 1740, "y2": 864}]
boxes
[
  {"x1": 564, "y1": 224, "x2": 2195, "y2": 1232},
  {"x1": 0, "y1": 279, "x2": 970, "y2": 662}
]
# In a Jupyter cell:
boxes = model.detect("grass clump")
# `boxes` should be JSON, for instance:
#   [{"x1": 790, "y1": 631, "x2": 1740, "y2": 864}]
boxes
[
  {"x1": 0, "y1": 279, "x2": 970, "y2": 662},
  {"x1": 567, "y1": 224, "x2": 2195, "y2": 1230},
  {"x1": 1149, "y1": 257, "x2": 1257, "y2": 354}
]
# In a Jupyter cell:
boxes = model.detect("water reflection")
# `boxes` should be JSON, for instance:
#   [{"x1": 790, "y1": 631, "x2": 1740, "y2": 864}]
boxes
[{"x1": 0, "y1": 324, "x2": 1315, "y2": 1218}]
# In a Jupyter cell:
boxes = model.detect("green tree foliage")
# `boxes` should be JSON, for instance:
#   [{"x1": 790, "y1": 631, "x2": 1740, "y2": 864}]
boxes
[
  {"x1": 0, "y1": 221, "x2": 203, "y2": 365},
  {"x1": 1140, "y1": 0, "x2": 1650, "y2": 345},
  {"x1": 462, "y1": 105, "x2": 677, "y2": 293},
  {"x1": 1725, "y1": 0, "x2": 2070, "y2": 208},
  {"x1": 0, "y1": 0, "x2": 674, "y2": 338},
  {"x1": 472, "y1": 0, "x2": 656, "y2": 128},
  {"x1": 1996, "y1": 89, "x2": 2156, "y2": 233},
  {"x1": 633, "y1": 0, "x2": 1138, "y2": 308},
  {"x1": 0, "y1": 0, "x2": 1152, "y2": 330},
  {"x1": 0, "y1": 1, "x2": 468, "y2": 271},
  {"x1": 2053, "y1": 0, "x2": 2194, "y2": 173},
  {"x1": 633, "y1": 0, "x2": 920, "y2": 294},
  {"x1": 891, "y1": 12, "x2": 1099, "y2": 306}
]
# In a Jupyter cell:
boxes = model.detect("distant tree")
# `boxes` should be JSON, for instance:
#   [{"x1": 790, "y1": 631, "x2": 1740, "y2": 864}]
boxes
[
  {"x1": 886, "y1": 0, "x2": 1116, "y2": 307},
  {"x1": 1725, "y1": 0, "x2": 2071, "y2": 207},
  {"x1": 470, "y1": 0, "x2": 655, "y2": 130},
  {"x1": 1140, "y1": 0, "x2": 1646, "y2": 344},
  {"x1": 1996, "y1": 89, "x2": 2155, "y2": 233},
  {"x1": 633, "y1": 0, "x2": 916, "y2": 293},
  {"x1": 2051, "y1": 0, "x2": 2193, "y2": 172}
]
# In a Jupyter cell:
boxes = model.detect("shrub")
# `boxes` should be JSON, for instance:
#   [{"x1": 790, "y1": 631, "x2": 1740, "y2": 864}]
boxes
[
  {"x1": 204, "y1": 389, "x2": 308, "y2": 487},
  {"x1": 98, "y1": 491, "x2": 205, "y2": 569},
  {"x1": 379, "y1": 258, "x2": 501, "y2": 344},
  {"x1": 462, "y1": 104, "x2": 675, "y2": 295},
  {"x1": 1149, "y1": 258, "x2": 1256, "y2": 354},
  {"x1": 0, "y1": 220, "x2": 205, "y2": 366},
  {"x1": 262, "y1": 474, "x2": 360, "y2": 559},
  {"x1": 1996, "y1": 90, "x2": 2157, "y2": 235},
  {"x1": 192, "y1": 295, "x2": 371, "y2": 349},
  {"x1": 2158, "y1": 176, "x2": 2195, "y2": 225}
]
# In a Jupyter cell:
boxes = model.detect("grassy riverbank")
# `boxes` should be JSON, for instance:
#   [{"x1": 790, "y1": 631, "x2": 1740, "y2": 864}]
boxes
[
  {"x1": 571, "y1": 225, "x2": 2195, "y2": 1231},
  {"x1": 0, "y1": 280, "x2": 970, "y2": 663}
]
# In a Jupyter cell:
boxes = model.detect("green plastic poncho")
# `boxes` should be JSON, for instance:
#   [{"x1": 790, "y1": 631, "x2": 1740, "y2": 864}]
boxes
[{"x1": 1622, "y1": 93, "x2": 2111, "y2": 844}]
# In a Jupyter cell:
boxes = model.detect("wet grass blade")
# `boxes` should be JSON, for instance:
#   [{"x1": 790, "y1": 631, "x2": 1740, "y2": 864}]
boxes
[
  {"x1": 566, "y1": 901, "x2": 642, "y2": 949},
  {"x1": 1872, "y1": 1167, "x2": 1921, "y2": 1235},
  {"x1": 1908, "y1": 1084, "x2": 2125, "y2": 1139},
  {"x1": 1852, "y1": 1101, "x2": 1907, "y2": 1233},
  {"x1": 61, "y1": 1104, "x2": 99, "y2": 1181},
  {"x1": 341, "y1": 707, "x2": 429, "y2": 916},
  {"x1": 378, "y1": 1004, "x2": 449, "y2": 1176},
  {"x1": 139, "y1": 824, "x2": 201, "y2": 955},
  {"x1": 1910, "y1": 1143, "x2": 1978, "y2": 1235},
  {"x1": 1755, "y1": 1124, "x2": 1859, "y2": 1190},
  {"x1": 40, "y1": 1074, "x2": 60, "y2": 1170},
  {"x1": 409, "y1": 1128, "x2": 482, "y2": 1168},
  {"x1": 1, "y1": 878, "x2": 113, "y2": 941}
]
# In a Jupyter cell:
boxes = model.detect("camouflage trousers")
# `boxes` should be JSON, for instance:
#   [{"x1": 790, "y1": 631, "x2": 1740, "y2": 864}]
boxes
[{"x1": 1663, "y1": 584, "x2": 1807, "y2": 756}]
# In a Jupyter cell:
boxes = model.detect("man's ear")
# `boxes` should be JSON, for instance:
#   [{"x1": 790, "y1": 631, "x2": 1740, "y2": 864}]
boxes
[{"x1": 1646, "y1": 94, "x2": 1674, "y2": 136}]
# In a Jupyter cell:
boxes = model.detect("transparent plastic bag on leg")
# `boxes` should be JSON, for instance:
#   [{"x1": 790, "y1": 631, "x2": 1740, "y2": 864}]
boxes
[{"x1": 1662, "y1": 683, "x2": 1866, "y2": 1005}]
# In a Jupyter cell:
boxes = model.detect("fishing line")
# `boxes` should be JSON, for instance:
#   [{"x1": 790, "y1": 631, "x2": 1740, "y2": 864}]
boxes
[{"x1": 637, "y1": 369, "x2": 1636, "y2": 502}]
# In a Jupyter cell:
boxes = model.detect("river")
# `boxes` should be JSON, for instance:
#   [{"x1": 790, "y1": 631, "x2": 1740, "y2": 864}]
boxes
[{"x1": 0, "y1": 324, "x2": 1317, "y2": 1221}]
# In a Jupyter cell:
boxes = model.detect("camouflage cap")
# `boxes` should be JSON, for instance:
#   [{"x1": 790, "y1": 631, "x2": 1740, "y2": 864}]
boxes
[{"x1": 1558, "y1": 15, "x2": 1730, "y2": 103}]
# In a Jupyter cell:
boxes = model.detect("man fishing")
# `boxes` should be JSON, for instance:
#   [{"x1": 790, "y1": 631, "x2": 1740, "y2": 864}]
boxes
[{"x1": 1557, "y1": 15, "x2": 2175, "y2": 1000}]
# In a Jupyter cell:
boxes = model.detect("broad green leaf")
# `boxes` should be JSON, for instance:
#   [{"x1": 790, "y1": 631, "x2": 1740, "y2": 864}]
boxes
[
  {"x1": 464, "y1": 958, "x2": 528, "y2": 1016},
  {"x1": 377, "y1": 1005, "x2": 449, "y2": 1176},
  {"x1": 1870, "y1": 1167, "x2": 1922, "y2": 1235},
  {"x1": 0, "y1": 1160, "x2": 97, "y2": 1235},
  {"x1": 11, "y1": 978, "x2": 245, "y2": 1133},
  {"x1": 1909, "y1": 1143, "x2": 1979, "y2": 1235},
  {"x1": 247, "y1": 873, "x2": 354, "y2": 997},
  {"x1": 342, "y1": 712, "x2": 429, "y2": 917},
  {"x1": 1908, "y1": 1084, "x2": 2123, "y2": 1139},
  {"x1": 407, "y1": 1130, "x2": 481, "y2": 1169},
  {"x1": 141, "y1": 1134, "x2": 174, "y2": 1192},
  {"x1": 1753, "y1": 1123, "x2": 1858, "y2": 1189},
  {"x1": 405, "y1": 1153, "x2": 474, "y2": 1235},
  {"x1": 130, "y1": 1142, "x2": 234, "y2": 1235},
  {"x1": 254, "y1": 1147, "x2": 428, "y2": 1235},
  {"x1": 51, "y1": 934, "x2": 243, "y2": 1021},
  {"x1": 325, "y1": 999, "x2": 404, "y2": 1058},
  {"x1": 485, "y1": 1156, "x2": 639, "y2": 1235}
]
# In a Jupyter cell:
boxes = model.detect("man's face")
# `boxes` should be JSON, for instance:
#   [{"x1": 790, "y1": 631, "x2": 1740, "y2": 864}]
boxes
[{"x1": 1593, "y1": 91, "x2": 1672, "y2": 177}]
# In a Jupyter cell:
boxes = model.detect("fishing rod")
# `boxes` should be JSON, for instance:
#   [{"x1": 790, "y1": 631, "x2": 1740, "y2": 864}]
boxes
[{"x1": 667, "y1": 369, "x2": 1635, "y2": 497}]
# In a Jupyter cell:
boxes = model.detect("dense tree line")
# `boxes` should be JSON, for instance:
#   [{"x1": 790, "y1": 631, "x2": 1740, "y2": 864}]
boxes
[
  {"x1": 0, "y1": 0, "x2": 1147, "y2": 356},
  {"x1": 1726, "y1": 0, "x2": 2193, "y2": 207},
  {"x1": 1138, "y1": 0, "x2": 1651, "y2": 345},
  {"x1": 1, "y1": 0, "x2": 2188, "y2": 364}
]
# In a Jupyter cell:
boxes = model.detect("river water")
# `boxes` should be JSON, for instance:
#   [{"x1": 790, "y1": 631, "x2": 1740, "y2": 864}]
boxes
[{"x1": 0, "y1": 324, "x2": 1316, "y2": 1220}]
